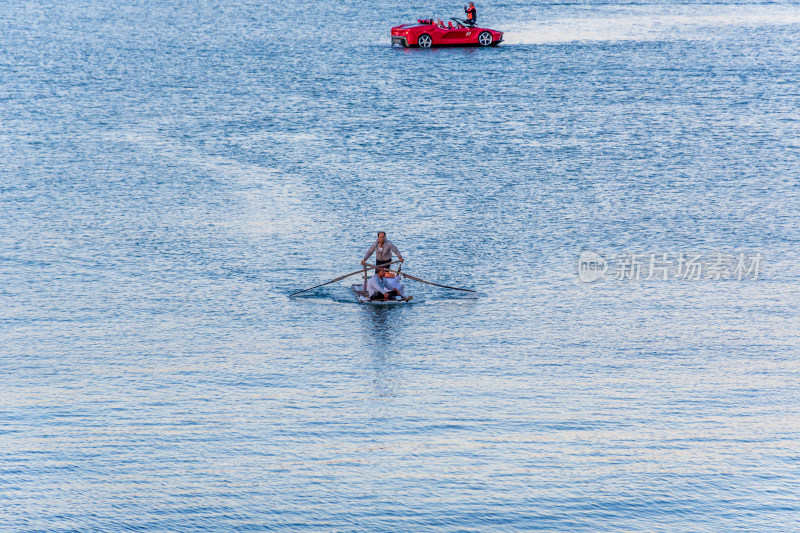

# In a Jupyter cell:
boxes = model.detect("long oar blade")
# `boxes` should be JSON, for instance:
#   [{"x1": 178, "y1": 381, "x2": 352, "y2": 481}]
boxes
[
  {"x1": 290, "y1": 269, "x2": 363, "y2": 296},
  {"x1": 402, "y1": 272, "x2": 476, "y2": 293}
]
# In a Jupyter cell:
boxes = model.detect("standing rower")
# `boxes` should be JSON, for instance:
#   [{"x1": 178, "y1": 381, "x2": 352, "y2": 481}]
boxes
[{"x1": 361, "y1": 231, "x2": 404, "y2": 271}]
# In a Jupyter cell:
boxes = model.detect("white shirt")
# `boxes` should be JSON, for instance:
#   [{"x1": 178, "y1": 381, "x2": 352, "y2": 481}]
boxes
[
  {"x1": 366, "y1": 274, "x2": 390, "y2": 297},
  {"x1": 383, "y1": 275, "x2": 405, "y2": 297},
  {"x1": 363, "y1": 239, "x2": 402, "y2": 263}
]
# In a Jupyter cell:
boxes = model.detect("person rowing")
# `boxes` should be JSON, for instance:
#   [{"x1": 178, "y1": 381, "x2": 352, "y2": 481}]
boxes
[
  {"x1": 366, "y1": 267, "x2": 408, "y2": 301},
  {"x1": 361, "y1": 231, "x2": 404, "y2": 272}
]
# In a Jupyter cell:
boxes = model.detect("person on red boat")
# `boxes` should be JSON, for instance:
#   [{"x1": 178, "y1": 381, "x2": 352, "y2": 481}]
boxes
[
  {"x1": 464, "y1": 2, "x2": 477, "y2": 26},
  {"x1": 361, "y1": 231, "x2": 404, "y2": 271}
]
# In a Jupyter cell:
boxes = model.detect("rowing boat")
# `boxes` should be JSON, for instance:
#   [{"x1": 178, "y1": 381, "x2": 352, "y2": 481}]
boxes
[
  {"x1": 350, "y1": 283, "x2": 413, "y2": 304},
  {"x1": 290, "y1": 258, "x2": 473, "y2": 300}
]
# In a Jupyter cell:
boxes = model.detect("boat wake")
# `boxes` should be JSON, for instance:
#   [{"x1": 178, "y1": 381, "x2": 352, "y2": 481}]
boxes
[{"x1": 502, "y1": 6, "x2": 800, "y2": 45}]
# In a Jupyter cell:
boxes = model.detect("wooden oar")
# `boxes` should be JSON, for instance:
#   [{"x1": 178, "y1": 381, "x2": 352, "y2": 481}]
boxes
[
  {"x1": 400, "y1": 272, "x2": 476, "y2": 293},
  {"x1": 362, "y1": 260, "x2": 402, "y2": 270},
  {"x1": 290, "y1": 260, "x2": 403, "y2": 297}
]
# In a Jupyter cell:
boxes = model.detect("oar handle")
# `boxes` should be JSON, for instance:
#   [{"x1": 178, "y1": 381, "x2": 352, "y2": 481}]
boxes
[{"x1": 362, "y1": 259, "x2": 403, "y2": 269}]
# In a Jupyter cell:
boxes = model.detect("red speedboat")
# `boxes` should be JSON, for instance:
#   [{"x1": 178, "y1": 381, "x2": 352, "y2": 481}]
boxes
[{"x1": 391, "y1": 18, "x2": 503, "y2": 48}]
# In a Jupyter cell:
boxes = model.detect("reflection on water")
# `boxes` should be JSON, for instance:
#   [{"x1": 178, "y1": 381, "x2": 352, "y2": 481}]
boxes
[
  {"x1": 359, "y1": 304, "x2": 407, "y2": 397},
  {"x1": 359, "y1": 304, "x2": 405, "y2": 354}
]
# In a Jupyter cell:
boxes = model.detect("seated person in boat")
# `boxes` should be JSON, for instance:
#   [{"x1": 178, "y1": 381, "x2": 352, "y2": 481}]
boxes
[
  {"x1": 361, "y1": 231, "x2": 403, "y2": 271},
  {"x1": 366, "y1": 267, "x2": 406, "y2": 300},
  {"x1": 382, "y1": 270, "x2": 406, "y2": 298}
]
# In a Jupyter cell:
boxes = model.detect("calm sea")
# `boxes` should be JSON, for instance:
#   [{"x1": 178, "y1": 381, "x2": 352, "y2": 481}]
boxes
[{"x1": 2, "y1": 0, "x2": 799, "y2": 531}]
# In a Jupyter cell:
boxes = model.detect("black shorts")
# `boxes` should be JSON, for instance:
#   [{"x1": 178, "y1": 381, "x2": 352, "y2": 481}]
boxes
[{"x1": 370, "y1": 289, "x2": 399, "y2": 300}]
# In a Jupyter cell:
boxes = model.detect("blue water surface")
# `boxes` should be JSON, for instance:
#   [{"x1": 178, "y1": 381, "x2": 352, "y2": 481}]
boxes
[{"x1": 2, "y1": 0, "x2": 799, "y2": 531}]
